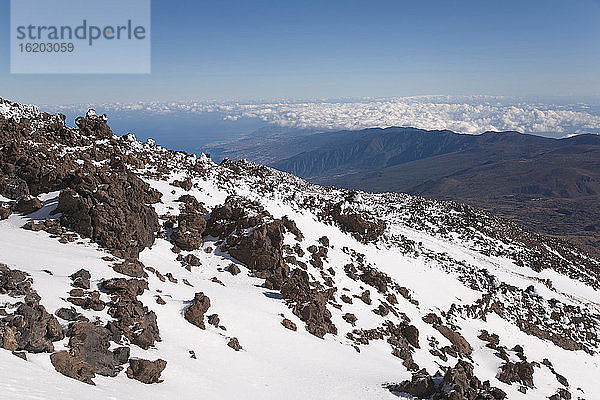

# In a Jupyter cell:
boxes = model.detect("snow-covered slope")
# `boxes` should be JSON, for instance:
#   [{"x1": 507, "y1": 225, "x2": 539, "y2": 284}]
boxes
[{"x1": 1, "y1": 97, "x2": 599, "y2": 400}]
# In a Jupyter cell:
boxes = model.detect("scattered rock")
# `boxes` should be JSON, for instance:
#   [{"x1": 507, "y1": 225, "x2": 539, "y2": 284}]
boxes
[
  {"x1": 13, "y1": 196, "x2": 42, "y2": 214},
  {"x1": 0, "y1": 206, "x2": 11, "y2": 220},
  {"x1": 342, "y1": 313, "x2": 358, "y2": 326},
  {"x1": 497, "y1": 360, "x2": 535, "y2": 388},
  {"x1": 435, "y1": 325, "x2": 472, "y2": 355},
  {"x1": 359, "y1": 290, "x2": 372, "y2": 305},
  {"x1": 401, "y1": 325, "x2": 420, "y2": 348},
  {"x1": 126, "y1": 358, "x2": 167, "y2": 384},
  {"x1": 185, "y1": 292, "x2": 211, "y2": 329},
  {"x1": 113, "y1": 259, "x2": 148, "y2": 278},
  {"x1": 227, "y1": 337, "x2": 242, "y2": 351},
  {"x1": 225, "y1": 263, "x2": 241, "y2": 276},
  {"x1": 281, "y1": 318, "x2": 297, "y2": 331},
  {"x1": 207, "y1": 314, "x2": 220, "y2": 327},
  {"x1": 55, "y1": 307, "x2": 81, "y2": 321}
]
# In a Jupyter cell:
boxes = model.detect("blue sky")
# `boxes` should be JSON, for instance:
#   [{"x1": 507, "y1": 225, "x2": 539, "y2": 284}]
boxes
[{"x1": 1, "y1": 0, "x2": 599, "y2": 104}]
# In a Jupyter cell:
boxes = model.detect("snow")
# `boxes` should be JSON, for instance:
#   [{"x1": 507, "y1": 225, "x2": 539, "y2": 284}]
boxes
[{"x1": 0, "y1": 130, "x2": 599, "y2": 399}]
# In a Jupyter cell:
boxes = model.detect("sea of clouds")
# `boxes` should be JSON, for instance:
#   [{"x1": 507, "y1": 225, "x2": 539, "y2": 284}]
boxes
[{"x1": 49, "y1": 96, "x2": 600, "y2": 136}]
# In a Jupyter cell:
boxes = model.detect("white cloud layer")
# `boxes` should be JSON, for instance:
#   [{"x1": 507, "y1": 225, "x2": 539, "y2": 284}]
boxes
[{"x1": 48, "y1": 96, "x2": 600, "y2": 136}]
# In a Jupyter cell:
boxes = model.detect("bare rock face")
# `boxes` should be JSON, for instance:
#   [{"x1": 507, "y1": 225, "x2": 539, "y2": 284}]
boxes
[
  {"x1": 51, "y1": 322, "x2": 131, "y2": 384},
  {"x1": 0, "y1": 205, "x2": 12, "y2": 219},
  {"x1": 204, "y1": 196, "x2": 304, "y2": 290},
  {"x1": 112, "y1": 259, "x2": 148, "y2": 278},
  {"x1": 55, "y1": 171, "x2": 160, "y2": 258},
  {"x1": 75, "y1": 111, "x2": 113, "y2": 139},
  {"x1": 281, "y1": 318, "x2": 297, "y2": 331},
  {"x1": 13, "y1": 196, "x2": 42, "y2": 214},
  {"x1": 170, "y1": 196, "x2": 207, "y2": 251},
  {"x1": 281, "y1": 268, "x2": 337, "y2": 338},
  {"x1": 497, "y1": 360, "x2": 535, "y2": 388},
  {"x1": 387, "y1": 360, "x2": 506, "y2": 400},
  {"x1": 99, "y1": 278, "x2": 160, "y2": 349},
  {"x1": 227, "y1": 337, "x2": 242, "y2": 351},
  {"x1": 387, "y1": 369, "x2": 436, "y2": 398},
  {"x1": 435, "y1": 325, "x2": 472, "y2": 356},
  {"x1": 70, "y1": 269, "x2": 91, "y2": 289},
  {"x1": 326, "y1": 203, "x2": 385, "y2": 243},
  {"x1": 50, "y1": 351, "x2": 96, "y2": 385},
  {"x1": 67, "y1": 290, "x2": 105, "y2": 311},
  {"x1": 184, "y1": 292, "x2": 211, "y2": 329},
  {"x1": 0, "y1": 295, "x2": 64, "y2": 354},
  {"x1": 0, "y1": 264, "x2": 32, "y2": 297},
  {"x1": 401, "y1": 325, "x2": 420, "y2": 348},
  {"x1": 225, "y1": 263, "x2": 241, "y2": 276},
  {"x1": 55, "y1": 307, "x2": 83, "y2": 322},
  {"x1": 126, "y1": 358, "x2": 167, "y2": 384}
]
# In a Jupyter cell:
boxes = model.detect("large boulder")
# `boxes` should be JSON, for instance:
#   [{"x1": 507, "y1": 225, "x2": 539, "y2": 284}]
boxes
[
  {"x1": 55, "y1": 171, "x2": 160, "y2": 258},
  {"x1": 436, "y1": 325, "x2": 472, "y2": 355},
  {"x1": 126, "y1": 358, "x2": 167, "y2": 384},
  {"x1": 184, "y1": 293, "x2": 211, "y2": 329}
]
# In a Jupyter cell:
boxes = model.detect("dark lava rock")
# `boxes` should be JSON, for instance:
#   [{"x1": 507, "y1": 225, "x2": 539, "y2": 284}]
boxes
[
  {"x1": 55, "y1": 171, "x2": 161, "y2": 258},
  {"x1": 99, "y1": 278, "x2": 160, "y2": 349},
  {"x1": 67, "y1": 290, "x2": 105, "y2": 311},
  {"x1": 185, "y1": 292, "x2": 211, "y2": 329},
  {"x1": 343, "y1": 313, "x2": 358, "y2": 326},
  {"x1": 126, "y1": 358, "x2": 167, "y2": 384},
  {"x1": 13, "y1": 196, "x2": 42, "y2": 214},
  {"x1": 71, "y1": 275, "x2": 91, "y2": 290},
  {"x1": 0, "y1": 206, "x2": 11, "y2": 220},
  {"x1": 75, "y1": 110, "x2": 113, "y2": 139},
  {"x1": 227, "y1": 337, "x2": 242, "y2": 351},
  {"x1": 422, "y1": 313, "x2": 442, "y2": 325},
  {"x1": 113, "y1": 259, "x2": 148, "y2": 278},
  {"x1": 64, "y1": 322, "x2": 130, "y2": 378},
  {"x1": 172, "y1": 178, "x2": 193, "y2": 191},
  {"x1": 0, "y1": 264, "x2": 32, "y2": 297},
  {"x1": 327, "y1": 204, "x2": 385, "y2": 243},
  {"x1": 55, "y1": 307, "x2": 81, "y2": 321},
  {"x1": 185, "y1": 254, "x2": 202, "y2": 266},
  {"x1": 207, "y1": 314, "x2": 220, "y2": 327},
  {"x1": 281, "y1": 318, "x2": 297, "y2": 331},
  {"x1": 387, "y1": 369, "x2": 435, "y2": 398},
  {"x1": 359, "y1": 290, "x2": 372, "y2": 305},
  {"x1": 225, "y1": 263, "x2": 241, "y2": 276},
  {"x1": 282, "y1": 216, "x2": 304, "y2": 240},
  {"x1": 204, "y1": 196, "x2": 302, "y2": 290},
  {"x1": 387, "y1": 360, "x2": 506, "y2": 400},
  {"x1": 228, "y1": 221, "x2": 289, "y2": 290},
  {"x1": 281, "y1": 268, "x2": 337, "y2": 338},
  {"x1": 401, "y1": 325, "x2": 420, "y2": 348},
  {"x1": 497, "y1": 360, "x2": 535, "y2": 388},
  {"x1": 170, "y1": 199, "x2": 207, "y2": 251},
  {"x1": 1, "y1": 298, "x2": 64, "y2": 353},
  {"x1": 340, "y1": 294, "x2": 353, "y2": 304},
  {"x1": 51, "y1": 351, "x2": 97, "y2": 385},
  {"x1": 435, "y1": 325, "x2": 472, "y2": 355}
]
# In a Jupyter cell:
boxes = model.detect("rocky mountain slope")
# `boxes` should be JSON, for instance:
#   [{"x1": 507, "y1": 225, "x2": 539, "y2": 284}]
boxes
[
  {"x1": 1, "y1": 98, "x2": 600, "y2": 399},
  {"x1": 257, "y1": 127, "x2": 600, "y2": 257}
]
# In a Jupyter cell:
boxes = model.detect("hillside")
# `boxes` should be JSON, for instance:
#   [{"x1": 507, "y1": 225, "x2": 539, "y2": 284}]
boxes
[
  {"x1": 268, "y1": 127, "x2": 600, "y2": 257},
  {"x1": 1, "y1": 98, "x2": 600, "y2": 400}
]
